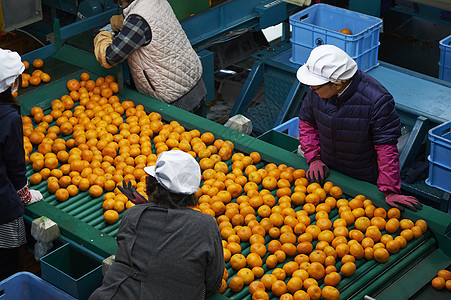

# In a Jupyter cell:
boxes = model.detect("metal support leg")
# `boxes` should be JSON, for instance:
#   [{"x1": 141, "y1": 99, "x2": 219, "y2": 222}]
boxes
[
  {"x1": 399, "y1": 116, "x2": 429, "y2": 170},
  {"x1": 440, "y1": 192, "x2": 450, "y2": 213},
  {"x1": 230, "y1": 61, "x2": 265, "y2": 116}
]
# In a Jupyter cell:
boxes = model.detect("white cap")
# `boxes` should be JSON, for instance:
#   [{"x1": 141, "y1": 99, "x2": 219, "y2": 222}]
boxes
[
  {"x1": 0, "y1": 48, "x2": 25, "y2": 93},
  {"x1": 144, "y1": 150, "x2": 201, "y2": 195},
  {"x1": 296, "y1": 45, "x2": 358, "y2": 86}
]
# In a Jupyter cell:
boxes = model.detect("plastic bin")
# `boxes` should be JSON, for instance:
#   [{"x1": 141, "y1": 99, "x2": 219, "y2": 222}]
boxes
[
  {"x1": 0, "y1": 271, "x2": 75, "y2": 300},
  {"x1": 40, "y1": 243, "x2": 103, "y2": 300},
  {"x1": 258, "y1": 117, "x2": 300, "y2": 153},
  {"x1": 272, "y1": 117, "x2": 300, "y2": 139},
  {"x1": 426, "y1": 121, "x2": 451, "y2": 193},
  {"x1": 289, "y1": 3, "x2": 382, "y2": 72},
  {"x1": 439, "y1": 34, "x2": 451, "y2": 82}
]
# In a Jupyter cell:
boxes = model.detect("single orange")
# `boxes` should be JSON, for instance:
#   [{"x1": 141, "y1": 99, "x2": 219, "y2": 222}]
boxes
[{"x1": 32, "y1": 59, "x2": 44, "y2": 68}]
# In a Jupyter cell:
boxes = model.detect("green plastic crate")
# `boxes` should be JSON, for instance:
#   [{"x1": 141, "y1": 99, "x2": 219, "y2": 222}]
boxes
[{"x1": 40, "y1": 243, "x2": 103, "y2": 300}]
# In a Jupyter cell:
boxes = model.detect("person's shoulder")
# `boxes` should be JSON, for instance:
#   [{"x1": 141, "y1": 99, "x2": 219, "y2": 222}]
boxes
[
  {"x1": 0, "y1": 104, "x2": 20, "y2": 124},
  {"x1": 356, "y1": 70, "x2": 390, "y2": 97},
  {"x1": 181, "y1": 208, "x2": 217, "y2": 224}
]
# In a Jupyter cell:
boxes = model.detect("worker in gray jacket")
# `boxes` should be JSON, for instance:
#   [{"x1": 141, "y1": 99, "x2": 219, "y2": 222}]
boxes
[{"x1": 89, "y1": 150, "x2": 224, "y2": 299}]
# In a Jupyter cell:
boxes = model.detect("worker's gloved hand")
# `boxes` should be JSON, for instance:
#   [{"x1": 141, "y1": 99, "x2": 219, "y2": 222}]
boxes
[
  {"x1": 99, "y1": 24, "x2": 115, "y2": 35},
  {"x1": 28, "y1": 190, "x2": 43, "y2": 205},
  {"x1": 117, "y1": 181, "x2": 147, "y2": 205},
  {"x1": 306, "y1": 159, "x2": 329, "y2": 186},
  {"x1": 94, "y1": 31, "x2": 114, "y2": 68},
  {"x1": 110, "y1": 14, "x2": 124, "y2": 32},
  {"x1": 385, "y1": 193, "x2": 422, "y2": 212}
]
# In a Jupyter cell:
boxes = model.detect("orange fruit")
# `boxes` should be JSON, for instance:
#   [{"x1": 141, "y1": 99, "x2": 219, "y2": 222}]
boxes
[
  {"x1": 271, "y1": 280, "x2": 287, "y2": 297},
  {"x1": 252, "y1": 290, "x2": 269, "y2": 300},
  {"x1": 400, "y1": 229, "x2": 414, "y2": 241},
  {"x1": 339, "y1": 28, "x2": 352, "y2": 35},
  {"x1": 89, "y1": 185, "x2": 103, "y2": 198},
  {"x1": 387, "y1": 207, "x2": 401, "y2": 219},
  {"x1": 29, "y1": 173, "x2": 42, "y2": 185},
  {"x1": 415, "y1": 219, "x2": 428, "y2": 233},
  {"x1": 385, "y1": 240, "x2": 400, "y2": 254},
  {"x1": 265, "y1": 254, "x2": 278, "y2": 269},
  {"x1": 67, "y1": 79, "x2": 80, "y2": 91},
  {"x1": 306, "y1": 285, "x2": 322, "y2": 300},
  {"x1": 236, "y1": 267, "x2": 255, "y2": 285},
  {"x1": 324, "y1": 271, "x2": 341, "y2": 286},
  {"x1": 307, "y1": 262, "x2": 325, "y2": 280},
  {"x1": 29, "y1": 76, "x2": 41, "y2": 86},
  {"x1": 104, "y1": 209, "x2": 119, "y2": 224},
  {"x1": 32, "y1": 59, "x2": 44, "y2": 68},
  {"x1": 230, "y1": 253, "x2": 246, "y2": 270},
  {"x1": 366, "y1": 226, "x2": 382, "y2": 242},
  {"x1": 40, "y1": 73, "x2": 50, "y2": 83},
  {"x1": 329, "y1": 186, "x2": 343, "y2": 199},
  {"x1": 228, "y1": 276, "x2": 244, "y2": 292},
  {"x1": 349, "y1": 242, "x2": 364, "y2": 259},
  {"x1": 249, "y1": 280, "x2": 265, "y2": 295},
  {"x1": 394, "y1": 236, "x2": 407, "y2": 248},
  {"x1": 385, "y1": 218, "x2": 400, "y2": 233},
  {"x1": 411, "y1": 226, "x2": 423, "y2": 239},
  {"x1": 340, "y1": 261, "x2": 356, "y2": 277},
  {"x1": 321, "y1": 286, "x2": 340, "y2": 300},
  {"x1": 286, "y1": 276, "x2": 303, "y2": 295},
  {"x1": 55, "y1": 188, "x2": 69, "y2": 202},
  {"x1": 438, "y1": 269, "x2": 451, "y2": 280},
  {"x1": 431, "y1": 276, "x2": 445, "y2": 290},
  {"x1": 67, "y1": 185, "x2": 79, "y2": 197},
  {"x1": 293, "y1": 290, "x2": 310, "y2": 300},
  {"x1": 373, "y1": 248, "x2": 389, "y2": 263}
]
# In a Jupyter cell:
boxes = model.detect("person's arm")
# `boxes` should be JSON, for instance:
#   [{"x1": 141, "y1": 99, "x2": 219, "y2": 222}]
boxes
[
  {"x1": 371, "y1": 94, "x2": 421, "y2": 211},
  {"x1": 94, "y1": 14, "x2": 151, "y2": 68},
  {"x1": 4, "y1": 113, "x2": 35, "y2": 205},
  {"x1": 4, "y1": 113, "x2": 27, "y2": 190},
  {"x1": 298, "y1": 119, "x2": 321, "y2": 164},
  {"x1": 375, "y1": 144, "x2": 401, "y2": 195},
  {"x1": 205, "y1": 221, "x2": 225, "y2": 297},
  {"x1": 105, "y1": 14, "x2": 152, "y2": 66}
]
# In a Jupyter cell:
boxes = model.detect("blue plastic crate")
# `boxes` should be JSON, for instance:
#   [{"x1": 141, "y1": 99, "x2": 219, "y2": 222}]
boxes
[
  {"x1": 289, "y1": 3, "x2": 382, "y2": 72},
  {"x1": 426, "y1": 121, "x2": 451, "y2": 193},
  {"x1": 0, "y1": 272, "x2": 75, "y2": 300},
  {"x1": 40, "y1": 243, "x2": 103, "y2": 300},
  {"x1": 439, "y1": 35, "x2": 451, "y2": 82},
  {"x1": 273, "y1": 117, "x2": 300, "y2": 139},
  {"x1": 428, "y1": 121, "x2": 451, "y2": 166}
]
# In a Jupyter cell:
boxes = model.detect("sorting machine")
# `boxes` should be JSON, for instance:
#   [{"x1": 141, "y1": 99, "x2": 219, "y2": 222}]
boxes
[{"x1": 17, "y1": 46, "x2": 451, "y2": 300}]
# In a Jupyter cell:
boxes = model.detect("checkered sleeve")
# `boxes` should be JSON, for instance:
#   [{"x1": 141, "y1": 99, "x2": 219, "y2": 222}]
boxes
[{"x1": 106, "y1": 14, "x2": 152, "y2": 65}]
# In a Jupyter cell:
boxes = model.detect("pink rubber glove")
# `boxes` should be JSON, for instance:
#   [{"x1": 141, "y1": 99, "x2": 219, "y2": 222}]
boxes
[
  {"x1": 306, "y1": 159, "x2": 329, "y2": 186},
  {"x1": 385, "y1": 193, "x2": 422, "y2": 212}
]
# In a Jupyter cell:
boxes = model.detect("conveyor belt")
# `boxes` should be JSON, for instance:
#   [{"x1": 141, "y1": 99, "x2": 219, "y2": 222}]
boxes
[{"x1": 18, "y1": 46, "x2": 451, "y2": 299}]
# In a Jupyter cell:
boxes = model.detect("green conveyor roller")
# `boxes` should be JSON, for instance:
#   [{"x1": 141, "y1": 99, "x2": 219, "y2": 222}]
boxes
[{"x1": 17, "y1": 46, "x2": 451, "y2": 300}]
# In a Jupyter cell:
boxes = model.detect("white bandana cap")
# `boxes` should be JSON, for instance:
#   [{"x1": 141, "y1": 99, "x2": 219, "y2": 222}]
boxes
[
  {"x1": 296, "y1": 44, "x2": 357, "y2": 86},
  {"x1": 144, "y1": 150, "x2": 201, "y2": 194},
  {"x1": 0, "y1": 48, "x2": 25, "y2": 93}
]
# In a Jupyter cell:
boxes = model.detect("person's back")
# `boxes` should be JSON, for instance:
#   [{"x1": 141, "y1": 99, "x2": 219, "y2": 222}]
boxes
[{"x1": 89, "y1": 150, "x2": 224, "y2": 299}]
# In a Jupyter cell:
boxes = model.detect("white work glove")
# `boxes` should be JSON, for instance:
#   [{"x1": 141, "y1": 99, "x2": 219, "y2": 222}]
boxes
[
  {"x1": 28, "y1": 189, "x2": 43, "y2": 205},
  {"x1": 99, "y1": 24, "x2": 115, "y2": 35}
]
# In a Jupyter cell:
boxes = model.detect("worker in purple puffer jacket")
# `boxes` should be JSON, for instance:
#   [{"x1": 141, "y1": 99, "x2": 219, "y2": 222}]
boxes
[{"x1": 296, "y1": 45, "x2": 421, "y2": 211}]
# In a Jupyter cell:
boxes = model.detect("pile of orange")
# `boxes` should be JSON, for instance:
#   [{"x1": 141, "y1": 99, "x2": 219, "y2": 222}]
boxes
[
  {"x1": 23, "y1": 71, "x2": 430, "y2": 298},
  {"x1": 431, "y1": 269, "x2": 451, "y2": 291},
  {"x1": 19, "y1": 59, "x2": 51, "y2": 94},
  {"x1": 24, "y1": 72, "x2": 138, "y2": 224}
]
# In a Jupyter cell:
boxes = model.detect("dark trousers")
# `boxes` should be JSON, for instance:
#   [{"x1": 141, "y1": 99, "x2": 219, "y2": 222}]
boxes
[{"x1": 0, "y1": 247, "x2": 19, "y2": 281}]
